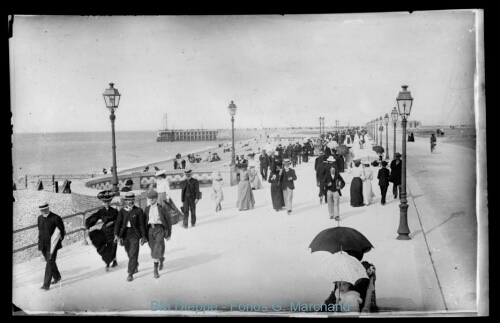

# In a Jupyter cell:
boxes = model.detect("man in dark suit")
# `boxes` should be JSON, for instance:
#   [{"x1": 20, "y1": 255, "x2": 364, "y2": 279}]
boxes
[
  {"x1": 120, "y1": 179, "x2": 133, "y2": 192},
  {"x1": 318, "y1": 156, "x2": 339, "y2": 205},
  {"x1": 389, "y1": 153, "x2": 402, "y2": 199},
  {"x1": 37, "y1": 202, "x2": 65, "y2": 290},
  {"x1": 114, "y1": 192, "x2": 147, "y2": 282},
  {"x1": 180, "y1": 168, "x2": 201, "y2": 229},
  {"x1": 280, "y1": 158, "x2": 297, "y2": 214},
  {"x1": 377, "y1": 160, "x2": 390, "y2": 205},
  {"x1": 143, "y1": 190, "x2": 172, "y2": 278},
  {"x1": 259, "y1": 149, "x2": 270, "y2": 181}
]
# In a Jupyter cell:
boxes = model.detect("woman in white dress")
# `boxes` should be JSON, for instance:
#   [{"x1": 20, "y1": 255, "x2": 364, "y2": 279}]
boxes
[
  {"x1": 247, "y1": 153, "x2": 264, "y2": 190},
  {"x1": 362, "y1": 161, "x2": 376, "y2": 206},
  {"x1": 211, "y1": 172, "x2": 224, "y2": 212}
]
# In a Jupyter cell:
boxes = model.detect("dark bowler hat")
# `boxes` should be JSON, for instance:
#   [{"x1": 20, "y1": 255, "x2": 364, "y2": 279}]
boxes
[
  {"x1": 124, "y1": 192, "x2": 136, "y2": 200},
  {"x1": 381, "y1": 161, "x2": 388, "y2": 167},
  {"x1": 97, "y1": 190, "x2": 115, "y2": 201},
  {"x1": 125, "y1": 179, "x2": 133, "y2": 186},
  {"x1": 147, "y1": 190, "x2": 158, "y2": 199},
  {"x1": 395, "y1": 152, "x2": 402, "y2": 158}
]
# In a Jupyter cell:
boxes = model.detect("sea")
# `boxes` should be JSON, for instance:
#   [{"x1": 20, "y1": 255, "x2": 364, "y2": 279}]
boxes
[{"x1": 11, "y1": 131, "x2": 231, "y2": 178}]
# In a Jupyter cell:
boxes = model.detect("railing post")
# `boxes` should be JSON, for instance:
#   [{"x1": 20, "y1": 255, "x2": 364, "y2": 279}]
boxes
[{"x1": 81, "y1": 212, "x2": 88, "y2": 245}]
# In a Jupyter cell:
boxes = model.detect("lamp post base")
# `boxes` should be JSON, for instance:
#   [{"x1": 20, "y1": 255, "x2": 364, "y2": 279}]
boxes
[
  {"x1": 396, "y1": 234, "x2": 411, "y2": 240},
  {"x1": 397, "y1": 202, "x2": 411, "y2": 240}
]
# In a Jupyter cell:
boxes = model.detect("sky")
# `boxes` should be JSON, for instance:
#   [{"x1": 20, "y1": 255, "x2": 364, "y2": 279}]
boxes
[{"x1": 9, "y1": 11, "x2": 479, "y2": 133}]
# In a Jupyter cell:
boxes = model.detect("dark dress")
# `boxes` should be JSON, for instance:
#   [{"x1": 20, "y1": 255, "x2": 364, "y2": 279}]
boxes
[
  {"x1": 268, "y1": 173, "x2": 285, "y2": 210},
  {"x1": 350, "y1": 166, "x2": 365, "y2": 207},
  {"x1": 85, "y1": 206, "x2": 119, "y2": 266}
]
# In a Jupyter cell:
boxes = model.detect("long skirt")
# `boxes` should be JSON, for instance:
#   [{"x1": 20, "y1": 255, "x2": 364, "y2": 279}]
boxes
[
  {"x1": 270, "y1": 184, "x2": 285, "y2": 210},
  {"x1": 337, "y1": 156, "x2": 345, "y2": 173},
  {"x1": 362, "y1": 179, "x2": 376, "y2": 205},
  {"x1": 161, "y1": 198, "x2": 183, "y2": 225},
  {"x1": 88, "y1": 225, "x2": 117, "y2": 266},
  {"x1": 350, "y1": 177, "x2": 364, "y2": 207},
  {"x1": 236, "y1": 180, "x2": 255, "y2": 210},
  {"x1": 302, "y1": 154, "x2": 309, "y2": 162}
]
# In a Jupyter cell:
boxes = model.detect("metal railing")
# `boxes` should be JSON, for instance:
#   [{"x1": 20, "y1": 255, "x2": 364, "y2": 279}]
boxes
[{"x1": 13, "y1": 202, "x2": 120, "y2": 254}]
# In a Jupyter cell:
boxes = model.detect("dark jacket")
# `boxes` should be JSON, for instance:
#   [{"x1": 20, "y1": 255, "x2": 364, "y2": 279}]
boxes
[
  {"x1": 377, "y1": 167, "x2": 390, "y2": 186},
  {"x1": 180, "y1": 177, "x2": 201, "y2": 202},
  {"x1": 323, "y1": 172, "x2": 345, "y2": 194},
  {"x1": 85, "y1": 206, "x2": 119, "y2": 230},
  {"x1": 38, "y1": 212, "x2": 66, "y2": 253},
  {"x1": 315, "y1": 155, "x2": 326, "y2": 172},
  {"x1": 318, "y1": 163, "x2": 339, "y2": 183},
  {"x1": 389, "y1": 159, "x2": 402, "y2": 185},
  {"x1": 280, "y1": 167, "x2": 297, "y2": 190},
  {"x1": 259, "y1": 154, "x2": 270, "y2": 168},
  {"x1": 144, "y1": 204, "x2": 172, "y2": 239},
  {"x1": 114, "y1": 206, "x2": 146, "y2": 239},
  {"x1": 120, "y1": 186, "x2": 132, "y2": 192}
]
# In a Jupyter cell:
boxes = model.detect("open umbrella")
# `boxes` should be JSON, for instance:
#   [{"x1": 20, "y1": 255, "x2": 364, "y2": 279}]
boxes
[
  {"x1": 309, "y1": 226, "x2": 374, "y2": 261},
  {"x1": 327, "y1": 141, "x2": 338, "y2": 149},
  {"x1": 336, "y1": 145, "x2": 349, "y2": 156},
  {"x1": 372, "y1": 146, "x2": 384, "y2": 154},
  {"x1": 319, "y1": 251, "x2": 369, "y2": 285}
]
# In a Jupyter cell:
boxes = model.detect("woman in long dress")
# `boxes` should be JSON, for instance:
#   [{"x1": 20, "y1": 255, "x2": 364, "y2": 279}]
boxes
[
  {"x1": 247, "y1": 153, "x2": 264, "y2": 190},
  {"x1": 85, "y1": 190, "x2": 118, "y2": 271},
  {"x1": 350, "y1": 159, "x2": 365, "y2": 207},
  {"x1": 268, "y1": 164, "x2": 285, "y2": 211},
  {"x1": 362, "y1": 161, "x2": 376, "y2": 206},
  {"x1": 211, "y1": 172, "x2": 224, "y2": 212},
  {"x1": 236, "y1": 164, "x2": 255, "y2": 211}
]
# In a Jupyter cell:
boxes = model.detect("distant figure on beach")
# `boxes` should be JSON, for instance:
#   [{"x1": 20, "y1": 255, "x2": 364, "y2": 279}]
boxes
[
  {"x1": 236, "y1": 163, "x2": 255, "y2": 211},
  {"x1": 280, "y1": 158, "x2": 297, "y2": 214},
  {"x1": 180, "y1": 168, "x2": 201, "y2": 229},
  {"x1": 114, "y1": 192, "x2": 147, "y2": 282},
  {"x1": 103, "y1": 168, "x2": 108, "y2": 174},
  {"x1": 37, "y1": 202, "x2": 65, "y2": 290},
  {"x1": 269, "y1": 163, "x2": 285, "y2": 212},
  {"x1": 121, "y1": 179, "x2": 133, "y2": 192},
  {"x1": 211, "y1": 171, "x2": 224, "y2": 212},
  {"x1": 143, "y1": 190, "x2": 172, "y2": 279},
  {"x1": 85, "y1": 190, "x2": 118, "y2": 271},
  {"x1": 143, "y1": 166, "x2": 150, "y2": 172},
  {"x1": 430, "y1": 134, "x2": 437, "y2": 153}
]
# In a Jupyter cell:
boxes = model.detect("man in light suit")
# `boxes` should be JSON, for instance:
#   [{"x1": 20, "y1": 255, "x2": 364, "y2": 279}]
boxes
[
  {"x1": 114, "y1": 192, "x2": 147, "y2": 282},
  {"x1": 180, "y1": 168, "x2": 201, "y2": 229},
  {"x1": 143, "y1": 190, "x2": 172, "y2": 278},
  {"x1": 280, "y1": 158, "x2": 297, "y2": 215}
]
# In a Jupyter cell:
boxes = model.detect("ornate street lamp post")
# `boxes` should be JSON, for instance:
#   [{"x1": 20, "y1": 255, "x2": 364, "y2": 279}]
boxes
[
  {"x1": 228, "y1": 101, "x2": 237, "y2": 166},
  {"x1": 384, "y1": 113, "x2": 390, "y2": 159},
  {"x1": 103, "y1": 83, "x2": 121, "y2": 194},
  {"x1": 379, "y1": 117, "x2": 383, "y2": 146},
  {"x1": 396, "y1": 85, "x2": 413, "y2": 240},
  {"x1": 391, "y1": 107, "x2": 398, "y2": 162}
]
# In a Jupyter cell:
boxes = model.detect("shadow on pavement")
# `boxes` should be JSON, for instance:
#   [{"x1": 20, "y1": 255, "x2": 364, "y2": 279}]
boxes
[{"x1": 411, "y1": 210, "x2": 464, "y2": 238}]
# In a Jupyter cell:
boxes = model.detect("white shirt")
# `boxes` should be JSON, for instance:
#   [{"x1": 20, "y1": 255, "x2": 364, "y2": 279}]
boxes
[
  {"x1": 148, "y1": 203, "x2": 161, "y2": 225},
  {"x1": 156, "y1": 177, "x2": 171, "y2": 199}
]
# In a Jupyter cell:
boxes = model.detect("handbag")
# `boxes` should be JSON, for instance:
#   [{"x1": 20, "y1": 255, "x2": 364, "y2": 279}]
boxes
[{"x1": 198, "y1": 191, "x2": 202, "y2": 199}]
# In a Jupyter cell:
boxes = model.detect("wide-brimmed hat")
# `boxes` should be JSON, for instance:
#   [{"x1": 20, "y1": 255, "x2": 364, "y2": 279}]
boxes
[
  {"x1": 318, "y1": 150, "x2": 324, "y2": 155},
  {"x1": 326, "y1": 156, "x2": 336, "y2": 162},
  {"x1": 283, "y1": 158, "x2": 291, "y2": 164},
  {"x1": 371, "y1": 161, "x2": 379, "y2": 167},
  {"x1": 395, "y1": 152, "x2": 402, "y2": 158},
  {"x1": 124, "y1": 192, "x2": 136, "y2": 200},
  {"x1": 155, "y1": 169, "x2": 167, "y2": 177},
  {"x1": 184, "y1": 168, "x2": 193, "y2": 174},
  {"x1": 39, "y1": 202, "x2": 49, "y2": 211},
  {"x1": 353, "y1": 158, "x2": 361, "y2": 163},
  {"x1": 125, "y1": 179, "x2": 133, "y2": 186},
  {"x1": 97, "y1": 190, "x2": 115, "y2": 201},
  {"x1": 147, "y1": 190, "x2": 158, "y2": 199}
]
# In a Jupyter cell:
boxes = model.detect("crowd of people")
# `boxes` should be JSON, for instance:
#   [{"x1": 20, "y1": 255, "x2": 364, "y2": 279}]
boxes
[{"x1": 37, "y1": 129, "x2": 411, "y2": 314}]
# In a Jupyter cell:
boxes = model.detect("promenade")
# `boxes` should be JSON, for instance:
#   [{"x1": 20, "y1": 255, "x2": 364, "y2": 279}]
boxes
[{"x1": 12, "y1": 135, "x2": 483, "y2": 317}]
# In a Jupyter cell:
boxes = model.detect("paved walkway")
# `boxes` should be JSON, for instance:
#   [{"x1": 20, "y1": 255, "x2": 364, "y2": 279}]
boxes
[{"x1": 12, "y1": 135, "x2": 482, "y2": 316}]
